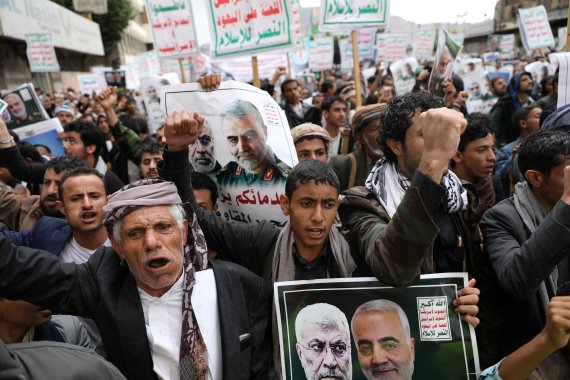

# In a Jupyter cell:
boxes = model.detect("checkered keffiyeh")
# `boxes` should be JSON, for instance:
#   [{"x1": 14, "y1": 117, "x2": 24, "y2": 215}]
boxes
[{"x1": 104, "y1": 178, "x2": 210, "y2": 379}]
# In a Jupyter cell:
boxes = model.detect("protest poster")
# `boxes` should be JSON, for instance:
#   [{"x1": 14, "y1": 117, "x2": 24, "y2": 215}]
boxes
[
  {"x1": 390, "y1": 57, "x2": 418, "y2": 95},
  {"x1": 289, "y1": 37, "x2": 310, "y2": 75},
  {"x1": 145, "y1": 0, "x2": 198, "y2": 58},
  {"x1": 339, "y1": 37, "x2": 353, "y2": 71},
  {"x1": 376, "y1": 34, "x2": 409, "y2": 62},
  {"x1": 309, "y1": 37, "x2": 334, "y2": 71},
  {"x1": 12, "y1": 118, "x2": 65, "y2": 157},
  {"x1": 25, "y1": 34, "x2": 60, "y2": 73},
  {"x1": 219, "y1": 53, "x2": 288, "y2": 83},
  {"x1": 135, "y1": 50, "x2": 162, "y2": 78},
  {"x1": 121, "y1": 65, "x2": 141, "y2": 90},
  {"x1": 207, "y1": 0, "x2": 294, "y2": 58},
  {"x1": 319, "y1": 0, "x2": 389, "y2": 31},
  {"x1": 140, "y1": 76, "x2": 168, "y2": 134},
  {"x1": 2, "y1": 83, "x2": 49, "y2": 129},
  {"x1": 77, "y1": 74, "x2": 107, "y2": 95},
  {"x1": 558, "y1": 27, "x2": 567, "y2": 52},
  {"x1": 549, "y1": 52, "x2": 570, "y2": 108},
  {"x1": 161, "y1": 81, "x2": 297, "y2": 227},
  {"x1": 104, "y1": 71, "x2": 127, "y2": 92},
  {"x1": 72, "y1": 0, "x2": 108, "y2": 14},
  {"x1": 429, "y1": 27, "x2": 463, "y2": 97},
  {"x1": 415, "y1": 30, "x2": 436, "y2": 60},
  {"x1": 287, "y1": 0, "x2": 304, "y2": 48},
  {"x1": 462, "y1": 66, "x2": 498, "y2": 114},
  {"x1": 465, "y1": 98, "x2": 498, "y2": 115},
  {"x1": 518, "y1": 6, "x2": 555, "y2": 53},
  {"x1": 275, "y1": 273, "x2": 480, "y2": 380}
]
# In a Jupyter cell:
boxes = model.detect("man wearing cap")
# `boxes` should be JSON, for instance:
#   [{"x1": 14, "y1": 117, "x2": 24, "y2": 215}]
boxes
[
  {"x1": 55, "y1": 104, "x2": 76, "y2": 129},
  {"x1": 329, "y1": 104, "x2": 385, "y2": 192},
  {"x1": 290, "y1": 123, "x2": 331, "y2": 164},
  {"x1": 0, "y1": 176, "x2": 272, "y2": 380}
]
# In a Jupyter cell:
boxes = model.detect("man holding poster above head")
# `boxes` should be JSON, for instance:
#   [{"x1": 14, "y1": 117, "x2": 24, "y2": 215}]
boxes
[
  {"x1": 351, "y1": 300, "x2": 415, "y2": 380},
  {"x1": 295, "y1": 303, "x2": 352, "y2": 380},
  {"x1": 217, "y1": 99, "x2": 290, "y2": 187}
]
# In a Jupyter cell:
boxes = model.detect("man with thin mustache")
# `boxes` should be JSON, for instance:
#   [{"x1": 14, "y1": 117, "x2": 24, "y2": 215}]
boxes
[{"x1": 217, "y1": 99, "x2": 290, "y2": 187}]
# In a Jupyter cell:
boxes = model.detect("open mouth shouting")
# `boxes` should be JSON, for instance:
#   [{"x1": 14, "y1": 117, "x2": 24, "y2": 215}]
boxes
[{"x1": 80, "y1": 211, "x2": 98, "y2": 224}]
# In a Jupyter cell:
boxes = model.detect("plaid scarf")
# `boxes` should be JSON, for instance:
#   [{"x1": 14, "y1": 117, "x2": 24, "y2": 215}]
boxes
[{"x1": 103, "y1": 178, "x2": 210, "y2": 379}]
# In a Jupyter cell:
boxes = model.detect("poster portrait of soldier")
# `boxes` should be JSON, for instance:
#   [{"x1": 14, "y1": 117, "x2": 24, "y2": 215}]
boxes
[
  {"x1": 2, "y1": 83, "x2": 49, "y2": 129},
  {"x1": 162, "y1": 81, "x2": 297, "y2": 227},
  {"x1": 217, "y1": 99, "x2": 290, "y2": 188}
]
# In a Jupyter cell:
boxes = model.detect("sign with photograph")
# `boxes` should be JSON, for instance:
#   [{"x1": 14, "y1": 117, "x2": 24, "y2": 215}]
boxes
[
  {"x1": 390, "y1": 57, "x2": 418, "y2": 95},
  {"x1": 25, "y1": 34, "x2": 60, "y2": 73},
  {"x1": 161, "y1": 81, "x2": 297, "y2": 227},
  {"x1": 429, "y1": 27, "x2": 463, "y2": 97},
  {"x1": 12, "y1": 118, "x2": 65, "y2": 157},
  {"x1": 2, "y1": 84, "x2": 49, "y2": 129},
  {"x1": 518, "y1": 6, "x2": 555, "y2": 52},
  {"x1": 104, "y1": 71, "x2": 127, "y2": 92},
  {"x1": 319, "y1": 0, "x2": 389, "y2": 31},
  {"x1": 207, "y1": 0, "x2": 294, "y2": 58},
  {"x1": 275, "y1": 273, "x2": 480, "y2": 380}
]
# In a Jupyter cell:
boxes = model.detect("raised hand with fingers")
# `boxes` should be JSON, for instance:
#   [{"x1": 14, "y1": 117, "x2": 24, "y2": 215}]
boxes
[{"x1": 165, "y1": 110, "x2": 205, "y2": 151}]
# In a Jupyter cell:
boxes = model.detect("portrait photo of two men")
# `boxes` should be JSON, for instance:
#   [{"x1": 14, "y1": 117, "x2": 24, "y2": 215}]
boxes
[{"x1": 275, "y1": 274, "x2": 480, "y2": 380}]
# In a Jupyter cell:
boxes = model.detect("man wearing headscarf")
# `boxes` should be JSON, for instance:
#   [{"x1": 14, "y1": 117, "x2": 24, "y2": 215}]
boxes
[
  {"x1": 0, "y1": 177, "x2": 272, "y2": 380},
  {"x1": 489, "y1": 72, "x2": 535, "y2": 147}
]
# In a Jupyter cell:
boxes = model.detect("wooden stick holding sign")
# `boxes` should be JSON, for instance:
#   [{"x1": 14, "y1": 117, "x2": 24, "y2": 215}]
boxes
[
  {"x1": 287, "y1": 53, "x2": 294, "y2": 79},
  {"x1": 252, "y1": 56, "x2": 260, "y2": 88},
  {"x1": 352, "y1": 30, "x2": 362, "y2": 108},
  {"x1": 178, "y1": 58, "x2": 186, "y2": 83},
  {"x1": 45, "y1": 72, "x2": 54, "y2": 98}
]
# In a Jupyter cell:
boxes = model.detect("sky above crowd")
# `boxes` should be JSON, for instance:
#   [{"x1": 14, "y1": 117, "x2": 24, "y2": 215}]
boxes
[{"x1": 192, "y1": 0, "x2": 499, "y2": 46}]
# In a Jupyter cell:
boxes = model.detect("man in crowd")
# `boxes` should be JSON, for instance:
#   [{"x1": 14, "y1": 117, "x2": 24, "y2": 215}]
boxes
[
  {"x1": 0, "y1": 119, "x2": 124, "y2": 195},
  {"x1": 481, "y1": 130, "x2": 570, "y2": 376},
  {"x1": 295, "y1": 303, "x2": 352, "y2": 380},
  {"x1": 351, "y1": 299, "x2": 415, "y2": 380},
  {"x1": 0, "y1": 176, "x2": 273, "y2": 379},
  {"x1": 55, "y1": 104, "x2": 76, "y2": 129},
  {"x1": 322, "y1": 96, "x2": 350, "y2": 158},
  {"x1": 138, "y1": 143, "x2": 163, "y2": 179},
  {"x1": 189, "y1": 122, "x2": 220, "y2": 174},
  {"x1": 494, "y1": 106, "x2": 542, "y2": 195},
  {"x1": 330, "y1": 104, "x2": 385, "y2": 192},
  {"x1": 281, "y1": 78, "x2": 312, "y2": 128},
  {"x1": 217, "y1": 99, "x2": 290, "y2": 187},
  {"x1": 192, "y1": 171, "x2": 219, "y2": 213},
  {"x1": 490, "y1": 72, "x2": 535, "y2": 147},
  {"x1": 338, "y1": 91, "x2": 480, "y2": 323},
  {"x1": 290, "y1": 123, "x2": 331, "y2": 164},
  {"x1": 450, "y1": 113, "x2": 502, "y2": 219}
]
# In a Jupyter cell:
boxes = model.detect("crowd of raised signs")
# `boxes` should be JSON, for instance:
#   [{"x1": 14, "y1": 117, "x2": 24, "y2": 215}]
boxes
[{"x1": 0, "y1": 42, "x2": 570, "y2": 380}]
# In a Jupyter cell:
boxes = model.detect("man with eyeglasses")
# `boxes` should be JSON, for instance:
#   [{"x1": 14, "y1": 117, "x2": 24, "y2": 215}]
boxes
[
  {"x1": 188, "y1": 123, "x2": 221, "y2": 174},
  {"x1": 217, "y1": 99, "x2": 290, "y2": 187},
  {"x1": 351, "y1": 300, "x2": 414, "y2": 380},
  {"x1": 295, "y1": 303, "x2": 352, "y2": 380}
]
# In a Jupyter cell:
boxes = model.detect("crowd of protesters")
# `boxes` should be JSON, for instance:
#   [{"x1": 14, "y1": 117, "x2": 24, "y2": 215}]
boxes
[{"x1": 0, "y1": 46, "x2": 569, "y2": 380}]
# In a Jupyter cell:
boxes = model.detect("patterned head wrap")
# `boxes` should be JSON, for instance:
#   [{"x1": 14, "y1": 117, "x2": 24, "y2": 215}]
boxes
[
  {"x1": 350, "y1": 103, "x2": 387, "y2": 135},
  {"x1": 104, "y1": 178, "x2": 210, "y2": 378}
]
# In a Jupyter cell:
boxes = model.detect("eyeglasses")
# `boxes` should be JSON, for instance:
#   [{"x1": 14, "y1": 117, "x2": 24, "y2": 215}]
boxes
[{"x1": 299, "y1": 341, "x2": 350, "y2": 358}]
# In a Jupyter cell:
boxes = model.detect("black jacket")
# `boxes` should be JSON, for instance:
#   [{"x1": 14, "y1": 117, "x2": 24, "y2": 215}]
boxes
[{"x1": 0, "y1": 236, "x2": 272, "y2": 380}]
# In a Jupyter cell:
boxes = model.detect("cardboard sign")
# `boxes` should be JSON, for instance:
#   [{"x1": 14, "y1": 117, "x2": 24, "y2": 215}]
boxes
[
  {"x1": 309, "y1": 37, "x2": 334, "y2": 71},
  {"x1": 376, "y1": 34, "x2": 409, "y2": 62},
  {"x1": 25, "y1": 34, "x2": 60, "y2": 73},
  {"x1": 319, "y1": 0, "x2": 389, "y2": 31},
  {"x1": 518, "y1": 6, "x2": 555, "y2": 52}
]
